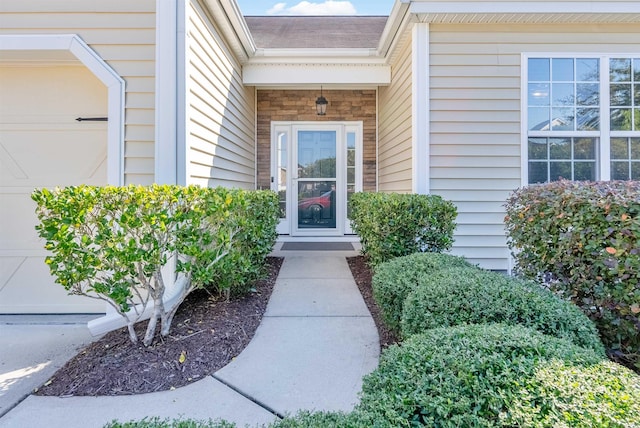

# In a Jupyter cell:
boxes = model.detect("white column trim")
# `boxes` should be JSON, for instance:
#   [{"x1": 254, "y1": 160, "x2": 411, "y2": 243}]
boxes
[
  {"x1": 176, "y1": 0, "x2": 188, "y2": 186},
  {"x1": 155, "y1": 0, "x2": 179, "y2": 184},
  {"x1": 0, "y1": 34, "x2": 125, "y2": 185},
  {"x1": 520, "y1": 53, "x2": 529, "y2": 186},
  {"x1": 599, "y1": 55, "x2": 611, "y2": 181},
  {"x1": 412, "y1": 23, "x2": 430, "y2": 194}
]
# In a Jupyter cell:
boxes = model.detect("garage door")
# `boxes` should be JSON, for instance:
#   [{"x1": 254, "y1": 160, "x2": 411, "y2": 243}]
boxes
[{"x1": 0, "y1": 65, "x2": 108, "y2": 313}]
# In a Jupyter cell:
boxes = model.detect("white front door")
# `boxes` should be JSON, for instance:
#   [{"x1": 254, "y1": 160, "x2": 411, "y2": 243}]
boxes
[{"x1": 271, "y1": 122, "x2": 362, "y2": 236}]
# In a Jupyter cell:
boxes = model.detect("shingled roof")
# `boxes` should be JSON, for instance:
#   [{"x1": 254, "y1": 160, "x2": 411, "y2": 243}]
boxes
[{"x1": 245, "y1": 16, "x2": 388, "y2": 49}]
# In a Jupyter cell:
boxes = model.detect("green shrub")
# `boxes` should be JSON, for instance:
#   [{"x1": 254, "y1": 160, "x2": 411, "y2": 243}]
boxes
[
  {"x1": 204, "y1": 189, "x2": 279, "y2": 297},
  {"x1": 104, "y1": 418, "x2": 235, "y2": 428},
  {"x1": 504, "y1": 180, "x2": 640, "y2": 369},
  {"x1": 32, "y1": 185, "x2": 279, "y2": 345},
  {"x1": 358, "y1": 324, "x2": 640, "y2": 427},
  {"x1": 348, "y1": 192, "x2": 457, "y2": 266},
  {"x1": 400, "y1": 266, "x2": 604, "y2": 352},
  {"x1": 269, "y1": 411, "x2": 368, "y2": 428},
  {"x1": 371, "y1": 253, "x2": 475, "y2": 333}
]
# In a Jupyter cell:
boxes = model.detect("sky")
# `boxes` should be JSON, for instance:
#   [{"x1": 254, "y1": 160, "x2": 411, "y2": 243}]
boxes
[{"x1": 235, "y1": 0, "x2": 394, "y2": 16}]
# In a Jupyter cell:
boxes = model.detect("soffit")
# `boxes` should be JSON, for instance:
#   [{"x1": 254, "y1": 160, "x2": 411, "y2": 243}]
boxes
[{"x1": 416, "y1": 13, "x2": 640, "y2": 24}]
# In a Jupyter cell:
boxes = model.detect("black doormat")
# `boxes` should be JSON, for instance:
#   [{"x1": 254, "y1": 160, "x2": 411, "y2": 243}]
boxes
[{"x1": 280, "y1": 242, "x2": 354, "y2": 251}]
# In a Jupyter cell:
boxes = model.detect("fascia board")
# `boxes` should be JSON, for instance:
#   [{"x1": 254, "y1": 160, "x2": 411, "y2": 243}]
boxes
[
  {"x1": 377, "y1": 0, "x2": 412, "y2": 57},
  {"x1": 218, "y1": 0, "x2": 256, "y2": 55},
  {"x1": 204, "y1": 0, "x2": 256, "y2": 62},
  {"x1": 254, "y1": 48, "x2": 379, "y2": 58},
  {"x1": 248, "y1": 55, "x2": 387, "y2": 65}
]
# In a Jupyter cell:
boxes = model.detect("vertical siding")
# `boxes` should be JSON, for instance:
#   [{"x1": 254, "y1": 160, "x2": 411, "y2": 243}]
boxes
[
  {"x1": 0, "y1": 1, "x2": 157, "y2": 185},
  {"x1": 429, "y1": 23, "x2": 640, "y2": 270},
  {"x1": 185, "y1": 0, "x2": 256, "y2": 189},
  {"x1": 378, "y1": 35, "x2": 413, "y2": 192}
]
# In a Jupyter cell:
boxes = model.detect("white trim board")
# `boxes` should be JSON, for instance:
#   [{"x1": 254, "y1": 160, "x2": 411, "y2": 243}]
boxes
[{"x1": 243, "y1": 64, "x2": 390, "y2": 87}]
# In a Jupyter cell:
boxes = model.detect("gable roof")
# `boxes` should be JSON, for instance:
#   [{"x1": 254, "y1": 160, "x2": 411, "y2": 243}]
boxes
[{"x1": 244, "y1": 16, "x2": 388, "y2": 49}]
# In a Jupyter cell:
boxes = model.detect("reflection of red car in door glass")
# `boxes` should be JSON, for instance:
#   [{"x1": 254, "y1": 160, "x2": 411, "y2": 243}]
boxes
[{"x1": 298, "y1": 190, "x2": 333, "y2": 222}]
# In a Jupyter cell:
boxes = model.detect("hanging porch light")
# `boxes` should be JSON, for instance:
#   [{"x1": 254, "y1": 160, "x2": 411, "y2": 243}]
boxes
[{"x1": 315, "y1": 86, "x2": 328, "y2": 116}]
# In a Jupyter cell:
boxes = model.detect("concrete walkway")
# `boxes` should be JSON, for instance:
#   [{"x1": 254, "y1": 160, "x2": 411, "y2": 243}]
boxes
[{"x1": 0, "y1": 247, "x2": 379, "y2": 428}]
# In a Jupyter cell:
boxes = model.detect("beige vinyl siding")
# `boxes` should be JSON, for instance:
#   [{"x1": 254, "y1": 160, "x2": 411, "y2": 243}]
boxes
[
  {"x1": 429, "y1": 23, "x2": 640, "y2": 270},
  {"x1": 378, "y1": 35, "x2": 412, "y2": 192},
  {"x1": 0, "y1": 1, "x2": 157, "y2": 185},
  {"x1": 185, "y1": 0, "x2": 255, "y2": 189}
]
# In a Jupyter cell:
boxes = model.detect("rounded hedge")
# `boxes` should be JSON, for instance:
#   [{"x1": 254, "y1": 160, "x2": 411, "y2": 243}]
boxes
[
  {"x1": 348, "y1": 192, "x2": 458, "y2": 266},
  {"x1": 269, "y1": 411, "x2": 369, "y2": 428},
  {"x1": 400, "y1": 266, "x2": 605, "y2": 352},
  {"x1": 358, "y1": 324, "x2": 640, "y2": 427},
  {"x1": 371, "y1": 252, "x2": 475, "y2": 333}
]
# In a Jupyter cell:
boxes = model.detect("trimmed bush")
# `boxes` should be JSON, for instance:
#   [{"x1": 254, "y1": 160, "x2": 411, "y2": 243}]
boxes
[
  {"x1": 504, "y1": 180, "x2": 640, "y2": 369},
  {"x1": 400, "y1": 266, "x2": 604, "y2": 352},
  {"x1": 349, "y1": 192, "x2": 457, "y2": 266},
  {"x1": 358, "y1": 324, "x2": 640, "y2": 427},
  {"x1": 104, "y1": 418, "x2": 235, "y2": 428},
  {"x1": 269, "y1": 411, "x2": 369, "y2": 428},
  {"x1": 32, "y1": 185, "x2": 279, "y2": 345},
  {"x1": 371, "y1": 253, "x2": 475, "y2": 333},
  {"x1": 204, "y1": 189, "x2": 280, "y2": 297}
]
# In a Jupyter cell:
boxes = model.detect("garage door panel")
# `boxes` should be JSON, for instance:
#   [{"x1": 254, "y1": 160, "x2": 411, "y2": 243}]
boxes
[
  {"x1": 0, "y1": 191, "x2": 41, "y2": 248},
  {"x1": 0, "y1": 256, "x2": 24, "y2": 293},
  {"x1": 0, "y1": 65, "x2": 108, "y2": 314},
  {"x1": 0, "y1": 257, "x2": 104, "y2": 313},
  {"x1": 1, "y1": 129, "x2": 106, "y2": 185}
]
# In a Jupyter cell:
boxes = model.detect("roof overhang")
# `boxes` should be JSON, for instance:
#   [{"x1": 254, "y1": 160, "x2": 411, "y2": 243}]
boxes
[
  {"x1": 207, "y1": 0, "x2": 640, "y2": 88},
  {"x1": 244, "y1": 45, "x2": 390, "y2": 87},
  {"x1": 204, "y1": 0, "x2": 256, "y2": 62},
  {"x1": 407, "y1": 1, "x2": 640, "y2": 24}
]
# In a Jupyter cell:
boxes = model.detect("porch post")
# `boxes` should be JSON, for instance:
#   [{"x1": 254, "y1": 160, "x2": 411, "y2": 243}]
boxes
[{"x1": 155, "y1": 0, "x2": 179, "y2": 184}]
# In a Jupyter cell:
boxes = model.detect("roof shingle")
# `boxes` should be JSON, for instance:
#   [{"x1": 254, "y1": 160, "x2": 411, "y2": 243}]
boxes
[{"x1": 245, "y1": 16, "x2": 388, "y2": 49}]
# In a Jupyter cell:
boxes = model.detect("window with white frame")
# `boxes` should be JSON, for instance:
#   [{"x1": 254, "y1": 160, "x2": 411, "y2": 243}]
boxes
[{"x1": 525, "y1": 56, "x2": 640, "y2": 184}]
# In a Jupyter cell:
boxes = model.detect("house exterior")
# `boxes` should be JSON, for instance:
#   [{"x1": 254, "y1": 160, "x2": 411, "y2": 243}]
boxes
[{"x1": 1, "y1": 0, "x2": 639, "y2": 314}]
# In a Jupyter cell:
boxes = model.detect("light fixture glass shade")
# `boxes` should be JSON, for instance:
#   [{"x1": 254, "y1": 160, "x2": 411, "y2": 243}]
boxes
[{"x1": 315, "y1": 95, "x2": 328, "y2": 115}]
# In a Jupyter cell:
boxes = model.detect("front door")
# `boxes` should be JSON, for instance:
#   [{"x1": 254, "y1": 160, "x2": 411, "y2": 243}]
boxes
[
  {"x1": 272, "y1": 122, "x2": 362, "y2": 236},
  {"x1": 294, "y1": 128, "x2": 339, "y2": 234}
]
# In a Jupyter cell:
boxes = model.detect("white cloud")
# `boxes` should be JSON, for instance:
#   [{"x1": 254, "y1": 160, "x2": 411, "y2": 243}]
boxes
[
  {"x1": 267, "y1": 1, "x2": 357, "y2": 15},
  {"x1": 267, "y1": 2, "x2": 287, "y2": 14}
]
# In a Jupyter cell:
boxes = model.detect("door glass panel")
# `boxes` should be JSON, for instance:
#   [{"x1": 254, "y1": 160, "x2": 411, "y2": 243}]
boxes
[
  {"x1": 298, "y1": 131, "x2": 336, "y2": 178},
  {"x1": 276, "y1": 131, "x2": 287, "y2": 218},
  {"x1": 297, "y1": 130, "x2": 337, "y2": 230},
  {"x1": 346, "y1": 132, "x2": 356, "y2": 220},
  {"x1": 298, "y1": 181, "x2": 336, "y2": 229}
]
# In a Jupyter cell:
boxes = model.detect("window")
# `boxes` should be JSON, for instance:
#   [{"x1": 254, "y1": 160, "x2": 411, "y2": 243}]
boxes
[{"x1": 525, "y1": 56, "x2": 640, "y2": 183}]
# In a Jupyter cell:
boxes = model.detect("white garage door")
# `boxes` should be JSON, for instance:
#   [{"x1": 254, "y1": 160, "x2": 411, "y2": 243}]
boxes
[{"x1": 0, "y1": 65, "x2": 108, "y2": 313}]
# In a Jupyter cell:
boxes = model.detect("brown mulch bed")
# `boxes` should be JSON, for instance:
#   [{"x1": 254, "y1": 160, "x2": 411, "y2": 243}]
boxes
[
  {"x1": 347, "y1": 256, "x2": 399, "y2": 350},
  {"x1": 35, "y1": 257, "x2": 283, "y2": 397},
  {"x1": 35, "y1": 255, "x2": 396, "y2": 397}
]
